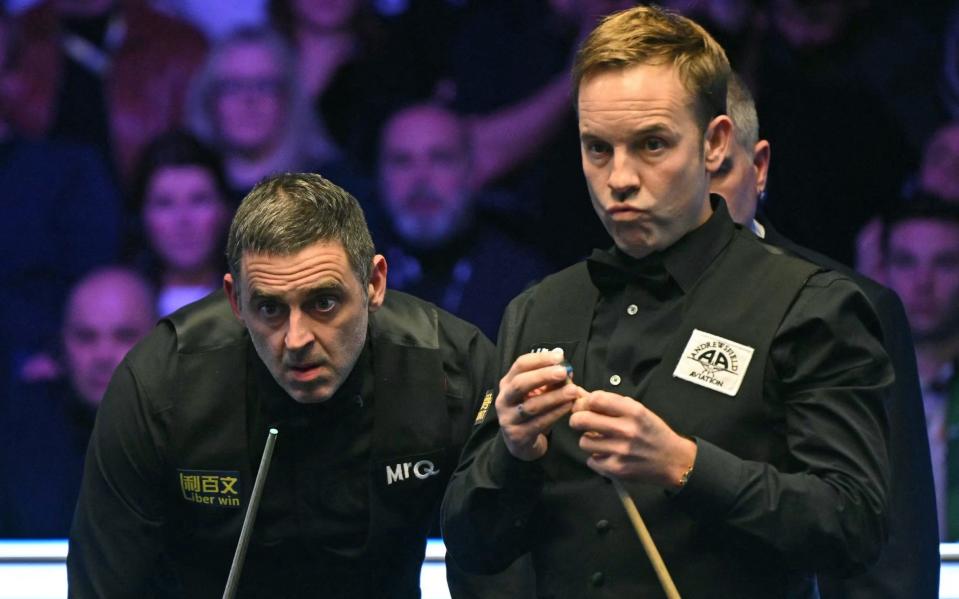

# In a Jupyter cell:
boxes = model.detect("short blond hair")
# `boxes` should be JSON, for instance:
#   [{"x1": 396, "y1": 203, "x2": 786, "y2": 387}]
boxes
[{"x1": 573, "y1": 5, "x2": 730, "y2": 132}]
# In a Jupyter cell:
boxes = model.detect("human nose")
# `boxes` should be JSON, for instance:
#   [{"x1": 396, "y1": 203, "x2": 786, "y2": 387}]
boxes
[
  {"x1": 410, "y1": 160, "x2": 433, "y2": 186},
  {"x1": 607, "y1": 152, "x2": 639, "y2": 201},
  {"x1": 284, "y1": 308, "x2": 314, "y2": 352},
  {"x1": 91, "y1": 340, "x2": 124, "y2": 371}
]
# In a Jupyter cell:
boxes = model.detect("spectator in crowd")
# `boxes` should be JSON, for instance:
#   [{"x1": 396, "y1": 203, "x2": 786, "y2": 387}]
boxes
[
  {"x1": 0, "y1": 267, "x2": 154, "y2": 537},
  {"x1": 267, "y1": 0, "x2": 442, "y2": 171},
  {"x1": 884, "y1": 198, "x2": 959, "y2": 543},
  {"x1": 448, "y1": 0, "x2": 632, "y2": 267},
  {"x1": 0, "y1": 5, "x2": 122, "y2": 391},
  {"x1": 4, "y1": 0, "x2": 207, "y2": 179},
  {"x1": 919, "y1": 121, "x2": 959, "y2": 202},
  {"x1": 443, "y1": 6, "x2": 891, "y2": 597},
  {"x1": 711, "y1": 73, "x2": 939, "y2": 599},
  {"x1": 857, "y1": 121, "x2": 959, "y2": 283},
  {"x1": 128, "y1": 130, "x2": 233, "y2": 316},
  {"x1": 755, "y1": 0, "x2": 918, "y2": 267},
  {"x1": 377, "y1": 103, "x2": 553, "y2": 339},
  {"x1": 186, "y1": 26, "x2": 363, "y2": 203}
]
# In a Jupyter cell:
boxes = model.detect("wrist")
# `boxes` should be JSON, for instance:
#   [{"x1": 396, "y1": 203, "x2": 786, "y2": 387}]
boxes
[{"x1": 672, "y1": 436, "x2": 697, "y2": 490}]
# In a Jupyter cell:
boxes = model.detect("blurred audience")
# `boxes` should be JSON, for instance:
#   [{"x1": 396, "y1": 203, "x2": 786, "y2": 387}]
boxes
[
  {"x1": 857, "y1": 120, "x2": 959, "y2": 282},
  {"x1": 945, "y1": 4, "x2": 959, "y2": 122},
  {"x1": 661, "y1": 0, "x2": 766, "y2": 87},
  {"x1": 186, "y1": 26, "x2": 364, "y2": 202},
  {"x1": 713, "y1": 72, "x2": 939, "y2": 598},
  {"x1": 377, "y1": 103, "x2": 552, "y2": 339},
  {"x1": 0, "y1": 267, "x2": 154, "y2": 537},
  {"x1": 755, "y1": 0, "x2": 918, "y2": 267},
  {"x1": 0, "y1": 5, "x2": 122, "y2": 391},
  {"x1": 447, "y1": 0, "x2": 629, "y2": 267},
  {"x1": 920, "y1": 121, "x2": 959, "y2": 202},
  {"x1": 127, "y1": 131, "x2": 232, "y2": 316},
  {"x1": 268, "y1": 0, "x2": 444, "y2": 170},
  {"x1": 4, "y1": 0, "x2": 207, "y2": 180},
  {"x1": 884, "y1": 198, "x2": 959, "y2": 542},
  {"x1": 152, "y1": 0, "x2": 268, "y2": 40}
]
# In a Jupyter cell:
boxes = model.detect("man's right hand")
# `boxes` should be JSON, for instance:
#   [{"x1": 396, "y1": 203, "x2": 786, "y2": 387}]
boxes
[{"x1": 495, "y1": 350, "x2": 582, "y2": 461}]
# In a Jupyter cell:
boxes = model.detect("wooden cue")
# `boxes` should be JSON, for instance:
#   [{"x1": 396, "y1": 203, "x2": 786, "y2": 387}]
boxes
[
  {"x1": 611, "y1": 477, "x2": 681, "y2": 599},
  {"x1": 569, "y1": 367, "x2": 680, "y2": 597},
  {"x1": 222, "y1": 428, "x2": 279, "y2": 599}
]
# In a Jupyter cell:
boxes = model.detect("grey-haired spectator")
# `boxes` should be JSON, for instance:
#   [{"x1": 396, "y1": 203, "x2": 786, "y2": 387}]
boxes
[{"x1": 186, "y1": 26, "x2": 365, "y2": 203}]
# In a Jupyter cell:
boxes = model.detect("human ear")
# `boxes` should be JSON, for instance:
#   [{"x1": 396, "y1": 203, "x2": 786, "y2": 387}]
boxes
[
  {"x1": 704, "y1": 115, "x2": 733, "y2": 173},
  {"x1": 367, "y1": 255, "x2": 388, "y2": 312}
]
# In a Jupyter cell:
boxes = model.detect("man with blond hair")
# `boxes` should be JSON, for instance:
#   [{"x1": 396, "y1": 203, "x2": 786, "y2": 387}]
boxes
[{"x1": 443, "y1": 6, "x2": 891, "y2": 597}]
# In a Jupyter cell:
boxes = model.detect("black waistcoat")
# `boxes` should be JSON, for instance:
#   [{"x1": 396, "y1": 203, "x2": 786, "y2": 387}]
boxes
[
  {"x1": 157, "y1": 292, "x2": 457, "y2": 598},
  {"x1": 501, "y1": 230, "x2": 822, "y2": 598}
]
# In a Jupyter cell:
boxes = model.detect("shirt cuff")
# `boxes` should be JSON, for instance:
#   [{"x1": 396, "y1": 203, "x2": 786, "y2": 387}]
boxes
[
  {"x1": 485, "y1": 431, "x2": 547, "y2": 491},
  {"x1": 669, "y1": 437, "x2": 742, "y2": 520}
]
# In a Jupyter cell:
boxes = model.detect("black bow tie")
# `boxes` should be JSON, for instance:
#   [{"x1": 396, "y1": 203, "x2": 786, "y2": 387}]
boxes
[{"x1": 586, "y1": 249, "x2": 672, "y2": 293}]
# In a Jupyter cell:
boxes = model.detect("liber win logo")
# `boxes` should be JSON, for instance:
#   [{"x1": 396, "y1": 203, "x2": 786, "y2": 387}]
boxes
[{"x1": 178, "y1": 469, "x2": 241, "y2": 508}]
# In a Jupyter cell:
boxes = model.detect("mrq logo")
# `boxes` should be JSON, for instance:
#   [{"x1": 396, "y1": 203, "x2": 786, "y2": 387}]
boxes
[{"x1": 385, "y1": 460, "x2": 439, "y2": 485}]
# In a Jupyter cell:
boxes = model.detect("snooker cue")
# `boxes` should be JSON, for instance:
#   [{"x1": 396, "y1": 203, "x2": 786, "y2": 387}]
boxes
[
  {"x1": 222, "y1": 427, "x2": 279, "y2": 599},
  {"x1": 611, "y1": 477, "x2": 682, "y2": 599},
  {"x1": 566, "y1": 362, "x2": 681, "y2": 598}
]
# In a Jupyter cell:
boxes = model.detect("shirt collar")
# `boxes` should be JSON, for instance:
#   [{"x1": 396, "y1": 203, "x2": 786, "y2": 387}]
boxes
[{"x1": 587, "y1": 194, "x2": 736, "y2": 294}]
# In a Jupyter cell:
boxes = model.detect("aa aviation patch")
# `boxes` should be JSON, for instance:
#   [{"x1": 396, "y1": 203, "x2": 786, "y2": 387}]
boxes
[{"x1": 672, "y1": 329, "x2": 755, "y2": 397}]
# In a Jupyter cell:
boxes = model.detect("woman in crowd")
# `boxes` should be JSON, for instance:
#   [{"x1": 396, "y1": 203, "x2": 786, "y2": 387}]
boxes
[
  {"x1": 185, "y1": 26, "x2": 366, "y2": 202},
  {"x1": 128, "y1": 130, "x2": 232, "y2": 317}
]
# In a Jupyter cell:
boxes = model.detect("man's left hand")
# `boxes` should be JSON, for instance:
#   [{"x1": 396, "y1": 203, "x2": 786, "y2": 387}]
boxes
[{"x1": 568, "y1": 391, "x2": 697, "y2": 488}]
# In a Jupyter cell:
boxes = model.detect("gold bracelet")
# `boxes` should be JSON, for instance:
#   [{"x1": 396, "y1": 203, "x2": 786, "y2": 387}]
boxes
[{"x1": 677, "y1": 463, "x2": 694, "y2": 489}]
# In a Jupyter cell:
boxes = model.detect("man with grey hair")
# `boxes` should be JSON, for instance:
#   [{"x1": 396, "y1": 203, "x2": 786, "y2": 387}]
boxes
[
  {"x1": 711, "y1": 73, "x2": 939, "y2": 599},
  {"x1": 710, "y1": 73, "x2": 771, "y2": 227},
  {"x1": 68, "y1": 173, "x2": 500, "y2": 597}
]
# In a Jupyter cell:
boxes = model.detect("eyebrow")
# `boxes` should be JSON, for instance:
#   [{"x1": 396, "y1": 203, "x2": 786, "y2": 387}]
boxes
[
  {"x1": 580, "y1": 123, "x2": 676, "y2": 142},
  {"x1": 249, "y1": 281, "x2": 345, "y2": 302}
]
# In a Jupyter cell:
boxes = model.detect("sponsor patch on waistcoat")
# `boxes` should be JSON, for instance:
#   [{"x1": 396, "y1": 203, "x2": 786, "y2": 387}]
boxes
[
  {"x1": 474, "y1": 389, "x2": 494, "y2": 424},
  {"x1": 177, "y1": 469, "x2": 242, "y2": 508},
  {"x1": 672, "y1": 329, "x2": 755, "y2": 397}
]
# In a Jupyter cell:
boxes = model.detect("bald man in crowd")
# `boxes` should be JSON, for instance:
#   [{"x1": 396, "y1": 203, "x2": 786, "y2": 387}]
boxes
[
  {"x1": 710, "y1": 73, "x2": 938, "y2": 599},
  {"x1": 0, "y1": 267, "x2": 155, "y2": 537}
]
